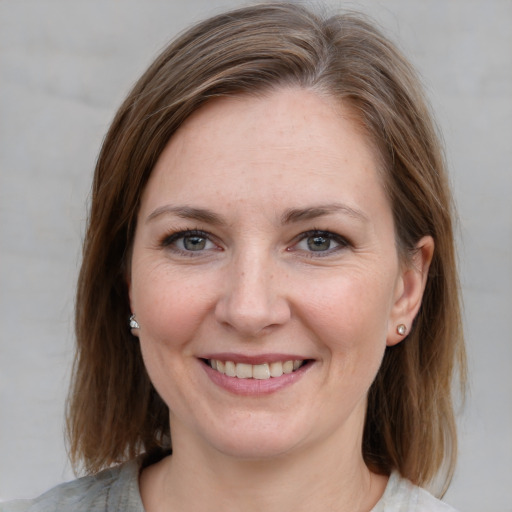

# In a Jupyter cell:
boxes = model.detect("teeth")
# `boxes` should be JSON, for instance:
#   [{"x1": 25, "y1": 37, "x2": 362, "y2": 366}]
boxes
[
  {"x1": 253, "y1": 363, "x2": 270, "y2": 380},
  {"x1": 269, "y1": 361, "x2": 283, "y2": 378},
  {"x1": 282, "y1": 360, "x2": 294, "y2": 374},
  {"x1": 224, "y1": 360, "x2": 236, "y2": 377},
  {"x1": 236, "y1": 363, "x2": 252, "y2": 379},
  {"x1": 209, "y1": 359, "x2": 305, "y2": 380}
]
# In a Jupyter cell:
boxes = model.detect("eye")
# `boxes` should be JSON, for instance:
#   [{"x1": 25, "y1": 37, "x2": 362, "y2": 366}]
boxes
[
  {"x1": 161, "y1": 229, "x2": 218, "y2": 253},
  {"x1": 180, "y1": 234, "x2": 210, "y2": 251},
  {"x1": 305, "y1": 234, "x2": 333, "y2": 252},
  {"x1": 291, "y1": 230, "x2": 348, "y2": 255}
]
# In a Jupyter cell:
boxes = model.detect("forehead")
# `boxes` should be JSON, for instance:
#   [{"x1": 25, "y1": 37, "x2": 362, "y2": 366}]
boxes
[{"x1": 140, "y1": 87, "x2": 390, "y2": 222}]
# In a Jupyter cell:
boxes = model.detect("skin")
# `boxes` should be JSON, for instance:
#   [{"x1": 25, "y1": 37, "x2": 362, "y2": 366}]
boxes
[{"x1": 128, "y1": 87, "x2": 433, "y2": 512}]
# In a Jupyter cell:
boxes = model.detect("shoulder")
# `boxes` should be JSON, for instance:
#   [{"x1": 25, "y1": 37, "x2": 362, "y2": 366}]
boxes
[
  {"x1": 373, "y1": 472, "x2": 460, "y2": 512},
  {"x1": 0, "y1": 460, "x2": 144, "y2": 512}
]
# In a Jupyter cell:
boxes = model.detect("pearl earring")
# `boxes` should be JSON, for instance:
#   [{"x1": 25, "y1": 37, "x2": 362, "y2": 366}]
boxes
[{"x1": 396, "y1": 324, "x2": 407, "y2": 336}]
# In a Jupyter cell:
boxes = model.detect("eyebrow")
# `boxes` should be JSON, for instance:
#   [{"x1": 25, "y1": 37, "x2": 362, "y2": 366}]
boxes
[
  {"x1": 146, "y1": 202, "x2": 369, "y2": 225},
  {"x1": 281, "y1": 203, "x2": 369, "y2": 224},
  {"x1": 146, "y1": 205, "x2": 225, "y2": 225}
]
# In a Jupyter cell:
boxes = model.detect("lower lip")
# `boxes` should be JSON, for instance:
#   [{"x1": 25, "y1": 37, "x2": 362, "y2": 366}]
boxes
[{"x1": 201, "y1": 361, "x2": 312, "y2": 396}]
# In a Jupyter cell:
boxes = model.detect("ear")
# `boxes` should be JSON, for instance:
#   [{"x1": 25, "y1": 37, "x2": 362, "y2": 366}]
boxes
[
  {"x1": 127, "y1": 273, "x2": 133, "y2": 308},
  {"x1": 126, "y1": 268, "x2": 140, "y2": 337},
  {"x1": 387, "y1": 236, "x2": 434, "y2": 346}
]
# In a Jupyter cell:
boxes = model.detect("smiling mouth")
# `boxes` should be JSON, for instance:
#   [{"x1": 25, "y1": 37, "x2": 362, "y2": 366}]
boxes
[{"x1": 205, "y1": 359, "x2": 308, "y2": 380}]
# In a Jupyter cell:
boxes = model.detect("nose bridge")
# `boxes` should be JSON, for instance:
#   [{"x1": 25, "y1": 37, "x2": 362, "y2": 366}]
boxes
[{"x1": 215, "y1": 242, "x2": 289, "y2": 336}]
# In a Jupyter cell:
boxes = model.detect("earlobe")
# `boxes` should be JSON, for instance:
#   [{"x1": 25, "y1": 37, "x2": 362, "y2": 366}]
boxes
[
  {"x1": 126, "y1": 262, "x2": 135, "y2": 312},
  {"x1": 127, "y1": 277, "x2": 133, "y2": 310},
  {"x1": 387, "y1": 236, "x2": 434, "y2": 346},
  {"x1": 126, "y1": 271, "x2": 140, "y2": 337}
]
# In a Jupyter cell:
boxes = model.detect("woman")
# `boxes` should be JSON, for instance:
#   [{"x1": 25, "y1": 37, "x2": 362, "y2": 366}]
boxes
[{"x1": 3, "y1": 3, "x2": 466, "y2": 511}]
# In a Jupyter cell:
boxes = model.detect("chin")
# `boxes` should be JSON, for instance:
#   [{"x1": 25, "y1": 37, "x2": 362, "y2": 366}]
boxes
[
  {"x1": 198, "y1": 416, "x2": 311, "y2": 461},
  {"x1": 214, "y1": 436, "x2": 299, "y2": 461}
]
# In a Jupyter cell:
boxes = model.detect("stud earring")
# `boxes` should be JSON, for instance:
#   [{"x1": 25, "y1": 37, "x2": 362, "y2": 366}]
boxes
[
  {"x1": 129, "y1": 314, "x2": 140, "y2": 330},
  {"x1": 396, "y1": 324, "x2": 407, "y2": 336}
]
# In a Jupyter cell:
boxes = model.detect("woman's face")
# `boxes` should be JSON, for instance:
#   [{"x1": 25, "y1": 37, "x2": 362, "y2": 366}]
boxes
[{"x1": 129, "y1": 88, "x2": 419, "y2": 460}]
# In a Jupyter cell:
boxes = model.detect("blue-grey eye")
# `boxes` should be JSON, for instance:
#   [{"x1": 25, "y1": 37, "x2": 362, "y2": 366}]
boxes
[
  {"x1": 182, "y1": 235, "x2": 207, "y2": 251},
  {"x1": 162, "y1": 230, "x2": 217, "y2": 252},
  {"x1": 293, "y1": 230, "x2": 347, "y2": 254},
  {"x1": 307, "y1": 235, "x2": 331, "y2": 251}
]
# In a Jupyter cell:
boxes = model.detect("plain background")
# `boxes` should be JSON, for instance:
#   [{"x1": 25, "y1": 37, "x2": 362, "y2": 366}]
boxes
[{"x1": 1, "y1": 0, "x2": 511, "y2": 510}]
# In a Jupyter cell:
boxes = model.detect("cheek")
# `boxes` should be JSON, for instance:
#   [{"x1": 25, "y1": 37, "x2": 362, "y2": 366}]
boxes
[
  {"x1": 130, "y1": 258, "x2": 219, "y2": 351},
  {"x1": 300, "y1": 269, "x2": 395, "y2": 355},
  {"x1": 132, "y1": 268, "x2": 210, "y2": 401}
]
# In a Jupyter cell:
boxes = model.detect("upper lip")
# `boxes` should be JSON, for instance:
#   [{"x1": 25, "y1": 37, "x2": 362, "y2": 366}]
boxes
[{"x1": 199, "y1": 353, "x2": 311, "y2": 365}]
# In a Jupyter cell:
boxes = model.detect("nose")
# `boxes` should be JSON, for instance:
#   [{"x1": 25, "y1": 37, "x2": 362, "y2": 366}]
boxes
[{"x1": 214, "y1": 250, "x2": 291, "y2": 337}]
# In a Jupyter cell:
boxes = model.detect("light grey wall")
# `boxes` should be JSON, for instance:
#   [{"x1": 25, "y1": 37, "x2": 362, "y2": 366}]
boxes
[{"x1": 1, "y1": 1, "x2": 510, "y2": 510}]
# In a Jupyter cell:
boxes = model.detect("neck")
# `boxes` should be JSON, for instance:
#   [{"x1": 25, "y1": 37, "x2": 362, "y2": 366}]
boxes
[{"x1": 140, "y1": 424, "x2": 387, "y2": 512}]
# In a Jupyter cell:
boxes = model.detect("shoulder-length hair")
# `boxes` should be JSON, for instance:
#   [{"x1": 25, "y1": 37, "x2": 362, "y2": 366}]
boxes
[{"x1": 67, "y1": 2, "x2": 466, "y2": 495}]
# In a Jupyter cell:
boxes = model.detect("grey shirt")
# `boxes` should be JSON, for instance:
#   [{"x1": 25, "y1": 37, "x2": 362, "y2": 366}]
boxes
[{"x1": 1, "y1": 460, "x2": 458, "y2": 512}]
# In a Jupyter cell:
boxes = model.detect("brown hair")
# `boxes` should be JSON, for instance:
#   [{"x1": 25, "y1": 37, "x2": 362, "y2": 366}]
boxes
[{"x1": 67, "y1": 2, "x2": 466, "y2": 495}]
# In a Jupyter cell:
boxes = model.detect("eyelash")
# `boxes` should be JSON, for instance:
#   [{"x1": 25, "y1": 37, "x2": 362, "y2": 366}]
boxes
[
  {"x1": 160, "y1": 228, "x2": 219, "y2": 256},
  {"x1": 159, "y1": 228, "x2": 350, "y2": 257},
  {"x1": 290, "y1": 229, "x2": 350, "y2": 257}
]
